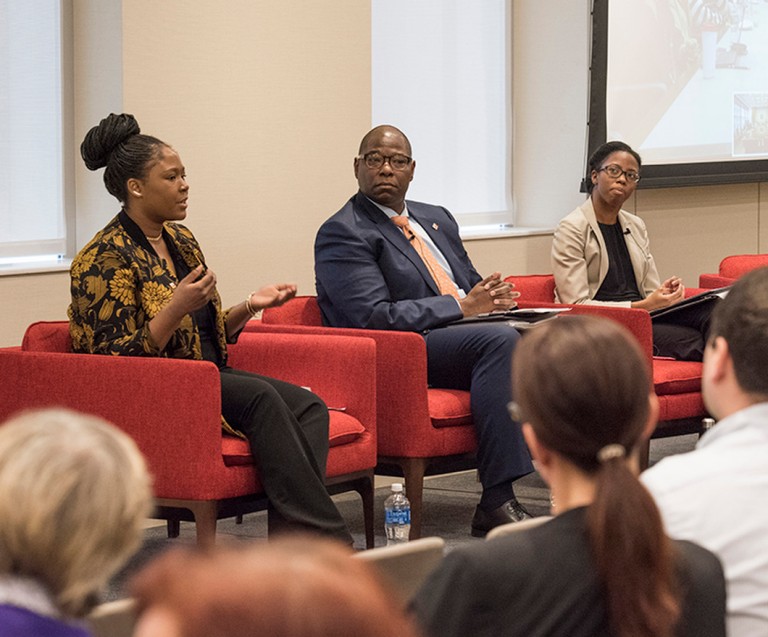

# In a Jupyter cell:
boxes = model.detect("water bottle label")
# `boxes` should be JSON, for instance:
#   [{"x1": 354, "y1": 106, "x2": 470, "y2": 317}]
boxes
[{"x1": 385, "y1": 508, "x2": 411, "y2": 525}]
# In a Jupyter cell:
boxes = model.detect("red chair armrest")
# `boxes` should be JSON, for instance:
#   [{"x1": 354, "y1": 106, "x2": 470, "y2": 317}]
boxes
[
  {"x1": 243, "y1": 323, "x2": 433, "y2": 444},
  {"x1": 719, "y1": 254, "x2": 768, "y2": 278},
  {"x1": 699, "y1": 274, "x2": 734, "y2": 289}
]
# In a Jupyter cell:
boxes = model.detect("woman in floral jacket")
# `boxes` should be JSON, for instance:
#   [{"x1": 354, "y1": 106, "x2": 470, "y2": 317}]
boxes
[{"x1": 69, "y1": 113, "x2": 351, "y2": 544}]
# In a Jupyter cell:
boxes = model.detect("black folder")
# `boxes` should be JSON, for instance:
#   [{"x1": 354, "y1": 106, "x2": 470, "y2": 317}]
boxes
[{"x1": 650, "y1": 286, "x2": 730, "y2": 320}]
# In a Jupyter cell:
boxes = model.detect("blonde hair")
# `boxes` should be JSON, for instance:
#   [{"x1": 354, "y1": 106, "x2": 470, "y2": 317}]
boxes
[{"x1": 0, "y1": 408, "x2": 152, "y2": 617}]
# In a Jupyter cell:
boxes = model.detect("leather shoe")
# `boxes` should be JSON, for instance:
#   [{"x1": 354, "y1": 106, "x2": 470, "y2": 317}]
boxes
[{"x1": 471, "y1": 499, "x2": 533, "y2": 537}]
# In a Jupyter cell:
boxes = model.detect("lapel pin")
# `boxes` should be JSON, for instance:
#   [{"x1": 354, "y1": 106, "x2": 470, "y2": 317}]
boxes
[{"x1": 432, "y1": 223, "x2": 439, "y2": 230}]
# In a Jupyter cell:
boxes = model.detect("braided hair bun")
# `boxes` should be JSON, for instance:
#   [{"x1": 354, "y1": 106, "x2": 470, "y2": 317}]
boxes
[
  {"x1": 80, "y1": 113, "x2": 165, "y2": 203},
  {"x1": 80, "y1": 113, "x2": 141, "y2": 171}
]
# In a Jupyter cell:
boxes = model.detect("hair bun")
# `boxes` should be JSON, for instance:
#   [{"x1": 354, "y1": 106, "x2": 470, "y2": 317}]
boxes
[{"x1": 80, "y1": 113, "x2": 141, "y2": 171}]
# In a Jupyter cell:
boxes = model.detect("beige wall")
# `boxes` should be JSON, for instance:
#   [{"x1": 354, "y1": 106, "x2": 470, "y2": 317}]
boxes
[
  {"x1": 119, "y1": 0, "x2": 371, "y2": 308},
  {"x1": 1, "y1": 1, "x2": 766, "y2": 347}
]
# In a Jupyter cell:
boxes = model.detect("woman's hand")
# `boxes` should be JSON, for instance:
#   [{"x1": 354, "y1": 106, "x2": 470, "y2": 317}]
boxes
[
  {"x1": 148, "y1": 265, "x2": 216, "y2": 351},
  {"x1": 169, "y1": 266, "x2": 217, "y2": 317},
  {"x1": 248, "y1": 283, "x2": 298, "y2": 311},
  {"x1": 661, "y1": 276, "x2": 685, "y2": 297},
  {"x1": 633, "y1": 277, "x2": 685, "y2": 312}
]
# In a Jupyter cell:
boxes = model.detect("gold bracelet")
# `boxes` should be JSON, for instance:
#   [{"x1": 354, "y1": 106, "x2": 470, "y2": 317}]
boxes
[{"x1": 245, "y1": 292, "x2": 260, "y2": 318}]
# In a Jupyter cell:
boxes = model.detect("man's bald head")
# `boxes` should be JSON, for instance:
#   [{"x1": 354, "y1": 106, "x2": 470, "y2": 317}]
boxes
[{"x1": 358, "y1": 125, "x2": 412, "y2": 157}]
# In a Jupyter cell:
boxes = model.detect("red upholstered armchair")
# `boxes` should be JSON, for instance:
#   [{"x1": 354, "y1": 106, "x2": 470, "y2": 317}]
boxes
[
  {"x1": 246, "y1": 298, "x2": 476, "y2": 540},
  {"x1": 0, "y1": 321, "x2": 377, "y2": 548},
  {"x1": 699, "y1": 254, "x2": 768, "y2": 289},
  {"x1": 506, "y1": 275, "x2": 707, "y2": 466}
]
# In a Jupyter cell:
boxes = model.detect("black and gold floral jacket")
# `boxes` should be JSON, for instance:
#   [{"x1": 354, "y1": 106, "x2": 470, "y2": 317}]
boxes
[{"x1": 68, "y1": 212, "x2": 242, "y2": 436}]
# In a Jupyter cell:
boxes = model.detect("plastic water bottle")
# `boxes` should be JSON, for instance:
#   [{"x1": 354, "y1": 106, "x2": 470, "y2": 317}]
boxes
[{"x1": 384, "y1": 483, "x2": 411, "y2": 545}]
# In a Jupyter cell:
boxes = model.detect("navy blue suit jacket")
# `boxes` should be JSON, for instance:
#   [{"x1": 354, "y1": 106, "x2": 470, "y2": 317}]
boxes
[{"x1": 315, "y1": 192, "x2": 482, "y2": 332}]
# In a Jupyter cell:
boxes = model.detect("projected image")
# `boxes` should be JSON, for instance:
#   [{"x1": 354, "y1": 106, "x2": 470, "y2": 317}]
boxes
[
  {"x1": 607, "y1": 0, "x2": 768, "y2": 165},
  {"x1": 734, "y1": 93, "x2": 768, "y2": 155}
]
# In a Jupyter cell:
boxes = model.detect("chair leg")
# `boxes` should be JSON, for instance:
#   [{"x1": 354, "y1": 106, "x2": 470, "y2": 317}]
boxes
[
  {"x1": 358, "y1": 472, "x2": 375, "y2": 549},
  {"x1": 397, "y1": 458, "x2": 428, "y2": 540},
  {"x1": 166, "y1": 519, "x2": 180, "y2": 538},
  {"x1": 188, "y1": 501, "x2": 218, "y2": 550}
]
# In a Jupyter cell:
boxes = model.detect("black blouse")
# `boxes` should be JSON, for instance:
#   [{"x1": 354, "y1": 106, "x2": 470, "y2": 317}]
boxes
[{"x1": 594, "y1": 221, "x2": 642, "y2": 302}]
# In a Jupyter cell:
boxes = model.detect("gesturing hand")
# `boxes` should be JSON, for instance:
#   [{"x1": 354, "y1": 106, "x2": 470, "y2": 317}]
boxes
[
  {"x1": 171, "y1": 265, "x2": 217, "y2": 315},
  {"x1": 459, "y1": 272, "x2": 520, "y2": 317},
  {"x1": 249, "y1": 283, "x2": 298, "y2": 311}
]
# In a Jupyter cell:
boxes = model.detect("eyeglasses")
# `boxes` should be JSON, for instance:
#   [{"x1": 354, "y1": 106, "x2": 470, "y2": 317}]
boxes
[
  {"x1": 598, "y1": 164, "x2": 641, "y2": 183},
  {"x1": 357, "y1": 151, "x2": 413, "y2": 171}
]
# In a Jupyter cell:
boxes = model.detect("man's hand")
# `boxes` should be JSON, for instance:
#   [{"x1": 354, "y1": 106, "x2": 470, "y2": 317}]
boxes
[{"x1": 459, "y1": 272, "x2": 520, "y2": 317}]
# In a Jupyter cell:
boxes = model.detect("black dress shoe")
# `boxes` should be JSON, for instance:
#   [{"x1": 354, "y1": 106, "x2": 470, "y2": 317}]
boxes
[{"x1": 471, "y1": 499, "x2": 533, "y2": 537}]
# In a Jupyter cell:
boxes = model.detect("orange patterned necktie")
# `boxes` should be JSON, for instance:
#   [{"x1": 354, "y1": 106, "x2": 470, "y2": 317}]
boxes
[{"x1": 391, "y1": 215, "x2": 461, "y2": 300}]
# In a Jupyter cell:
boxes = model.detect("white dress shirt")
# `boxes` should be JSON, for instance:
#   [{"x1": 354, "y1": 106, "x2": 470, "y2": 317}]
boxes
[
  {"x1": 369, "y1": 198, "x2": 465, "y2": 299},
  {"x1": 642, "y1": 402, "x2": 768, "y2": 637}
]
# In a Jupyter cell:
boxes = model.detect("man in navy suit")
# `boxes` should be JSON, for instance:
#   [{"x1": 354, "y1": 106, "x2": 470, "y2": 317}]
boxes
[{"x1": 315, "y1": 125, "x2": 534, "y2": 535}]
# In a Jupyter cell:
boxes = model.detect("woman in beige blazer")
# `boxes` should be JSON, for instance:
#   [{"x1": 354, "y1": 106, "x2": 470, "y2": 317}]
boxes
[{"x1": 552, "y1": 141, "x2": 713, "y2": 361}]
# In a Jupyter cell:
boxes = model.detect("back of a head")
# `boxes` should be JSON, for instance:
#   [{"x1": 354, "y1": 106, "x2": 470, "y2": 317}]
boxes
[
  {"x1": 0, "y1": 408, "x2": 152, "y2": 617},
  {"x1": 80, "y1": 112, "x2": 166, "y2": 203},
  {"x1": 512, "y1": 315, "x2": 651, "y2": 465},
  {"x1": 132, "y1": 537, "x2": 421, "y2": 637},
  {"x1": 709, "y1": 266, "x2": 768, "y2": 397},
  {"x1": 512, "y1": 316, "x2": 680, "y2": 637}
]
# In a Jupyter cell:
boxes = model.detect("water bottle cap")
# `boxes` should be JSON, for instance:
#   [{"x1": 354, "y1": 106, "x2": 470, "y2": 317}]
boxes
[{"x1": 391, "y1": 483, "x2": 403, "y2": 493}]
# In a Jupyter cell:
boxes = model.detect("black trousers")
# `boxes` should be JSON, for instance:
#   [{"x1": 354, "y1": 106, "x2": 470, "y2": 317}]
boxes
[
  {"x1": 652, "y1": 297, "x2": 719, "y2": 362},
  {"x1": 219, "y1": 367, "x2": 351, "y2": 543}
]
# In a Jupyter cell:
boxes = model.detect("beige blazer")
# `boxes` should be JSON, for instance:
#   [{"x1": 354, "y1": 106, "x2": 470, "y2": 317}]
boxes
[{"x1": 551, "y1": 198, "x2": 661, "y2": 307}]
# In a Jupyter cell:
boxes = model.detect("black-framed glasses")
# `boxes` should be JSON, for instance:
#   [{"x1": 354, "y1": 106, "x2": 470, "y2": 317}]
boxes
[
  {"x1": 598, "y1": 164, "x2": 641, "y2": 183},
  {"x1": 357, "y1": 151, "x2": 413, "y2": 171}
]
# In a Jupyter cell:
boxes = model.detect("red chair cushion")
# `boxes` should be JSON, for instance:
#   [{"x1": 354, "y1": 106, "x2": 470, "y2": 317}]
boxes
[
  {"x1": 653, "y1": 359, "x2": 702, "y2": 395},
  {"x1": 428, "y1": 388, "x2": 473, "y2": 428},
  {"x1": 328, "y1": 411, "x2": 367, "y2": 446},
  {"x1": 221, "y1": 436, "x2": 255, "y2": 467},
  {"x1": 657, "y1": 391, "x2": 706, "y2": 422},
  {"x1": 221, "y1": 411, "x2": 366, "y2": 466}
]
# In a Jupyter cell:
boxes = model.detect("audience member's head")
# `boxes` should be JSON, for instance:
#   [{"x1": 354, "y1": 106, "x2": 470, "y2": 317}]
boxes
[
  {"x1": 704, "y1": 266, "x2": 768, "y2": 416},
  {"x1": 512, "y1": 316, "x2": 681, "y2": 637},
  {"x1": 0, "y1": 408, "x2": 152, "y2": 617},
  {"x1": 131, "y1": 536, "x2": 421, "y2": 637}
]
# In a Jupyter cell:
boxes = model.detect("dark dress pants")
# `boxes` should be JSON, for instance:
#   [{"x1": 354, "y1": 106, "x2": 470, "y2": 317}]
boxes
[
  {"x1": 219, "y1": 367, "x2": 351, "y2": 543},
  {"x1": 652, "y1": 297, "x2": 718, "y2": 362},
  {"x1": 424, "y1": 322, "x2": 534, "y2": 491}
]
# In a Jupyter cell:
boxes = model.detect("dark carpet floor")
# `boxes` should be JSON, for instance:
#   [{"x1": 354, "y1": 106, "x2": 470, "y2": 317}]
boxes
[{"x1": 106, "y1": 433, "x2": 698, "y2": 601}]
